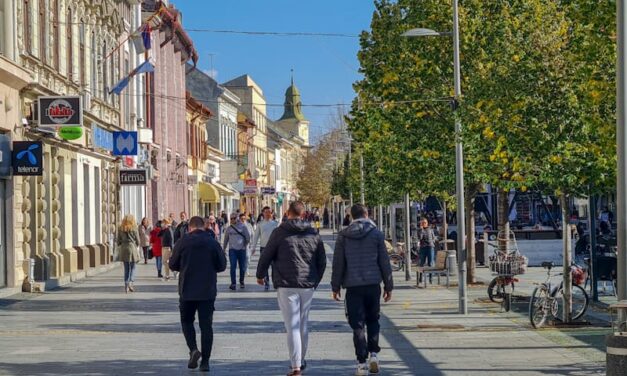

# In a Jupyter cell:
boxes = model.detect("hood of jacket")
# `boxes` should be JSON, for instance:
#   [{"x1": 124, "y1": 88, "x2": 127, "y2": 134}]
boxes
[
  {"x1": 341, "y1": 218, "x2": 377, "y2": 239},
  {"x1": 281, "y1": 219, "x2": 315, "y2": 234}
]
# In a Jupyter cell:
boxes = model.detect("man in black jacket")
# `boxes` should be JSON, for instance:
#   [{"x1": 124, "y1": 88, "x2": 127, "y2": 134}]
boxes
[
  {"x1": 331, "y1": 204, "x2": 393, "y2": 376},
  {"x1": 169, "y1": 216, "x2": 227, "y2": 373},
  {"x1": 256, "y1": 201, "x2": 327, "y2": 376}
]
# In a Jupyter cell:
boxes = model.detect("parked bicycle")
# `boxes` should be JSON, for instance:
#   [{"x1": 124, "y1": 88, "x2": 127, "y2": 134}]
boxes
[
  {"x1": 387, "y1": 242, "x2": 419, "y2": 272},
  {"x1": 529, "y1": 261, "x2": 589, "y2": 329},
  {"x1": 486, "y1": 232, "x2": 528, "y2": 312}
]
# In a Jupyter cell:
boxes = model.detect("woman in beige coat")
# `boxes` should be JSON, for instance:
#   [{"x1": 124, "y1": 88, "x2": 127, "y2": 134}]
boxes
[{"x1": 117, "y1": 215, "x2": 141, "y2": 293}]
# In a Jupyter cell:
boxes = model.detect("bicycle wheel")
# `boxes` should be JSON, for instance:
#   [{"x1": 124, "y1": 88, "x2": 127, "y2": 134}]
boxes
[
  {"x1": 487, "y1": 278, "x2": 504, "y2": 303},
  {"x1": 529, "y1": 285, "x2": 549, "y2": 329},
  {"x1": 554, "y1": 284, "x2": 589, "y2": 321},
  {"x1": 389, "y1": 254, "x2": 404, "y2": 272}
]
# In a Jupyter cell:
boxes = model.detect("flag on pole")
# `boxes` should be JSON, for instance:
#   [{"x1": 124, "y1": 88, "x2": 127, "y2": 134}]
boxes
[{"x1": 109, "y1": 61, "x2": 155, "y2": 95}]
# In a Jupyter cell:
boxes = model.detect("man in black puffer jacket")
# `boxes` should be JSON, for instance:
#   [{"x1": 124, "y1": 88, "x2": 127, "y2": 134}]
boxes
[
  {"x1": 257, "y1": 201, "x2": 327, "y2": 376},
  {"x1": 331, "y1": 204, "x2": 393, "y2": 376}
]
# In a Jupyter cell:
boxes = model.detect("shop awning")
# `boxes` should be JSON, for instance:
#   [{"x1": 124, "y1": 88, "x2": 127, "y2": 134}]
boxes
[
  {"x1": 198, "y1": 182, "x2": 219, "y2": 203},
  {"x1": 214, "y1": 182, "x2": 235, "y2": 196}
]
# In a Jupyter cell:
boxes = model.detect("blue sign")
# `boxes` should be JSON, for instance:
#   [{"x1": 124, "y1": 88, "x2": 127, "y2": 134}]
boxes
[
  {"x1": 112, "y1": 131, "x2": 138, "y2": 156},
  {"x1": 0, "y1": 134, "x2": 11, "y2": 178},
  {"x1": 12, "y1": 141, "x2": 43, "y2": 176},
  {"x1": 92, "y1": 124, "x2": 113, "y2": 151}
]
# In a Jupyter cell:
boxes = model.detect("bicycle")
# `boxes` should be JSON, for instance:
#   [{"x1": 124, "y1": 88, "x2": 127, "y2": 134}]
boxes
[
  {"x1": 529, "y1": 261, "x2": 589, "y2": 329},
  {"x1": 388, "y1": 242, "x2": 419, "y2": 272},
  {"x1": 486, "y1": 234, "x2": 527, "y2": 312}
]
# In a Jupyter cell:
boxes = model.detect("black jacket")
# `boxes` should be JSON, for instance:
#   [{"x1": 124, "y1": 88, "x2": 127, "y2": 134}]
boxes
[
  {"x1": 169, "y1": 229, "x2": 227, "y2": 301},
  {"x1": 331, "y1": 219, "x2": 393, "y2": 293},
  {"x1": 160, "y1": 227, "x2": 174, "y2": 248},
  {"x1": 174, "y1": 221, "x2": 189, "y2": 244},
  {"x1": 256, "y1": 219, "x2": 327, "y2": 289}
]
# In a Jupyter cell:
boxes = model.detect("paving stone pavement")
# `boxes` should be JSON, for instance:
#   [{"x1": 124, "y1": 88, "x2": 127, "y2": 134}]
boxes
[{"x1": 0, "y1": 230, "x2": 607, "y2": 375}]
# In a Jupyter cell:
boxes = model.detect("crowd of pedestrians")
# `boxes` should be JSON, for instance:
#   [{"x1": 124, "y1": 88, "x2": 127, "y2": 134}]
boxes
[{"x1": 115, "y1": 202, "x2": 394, "y2": 375}]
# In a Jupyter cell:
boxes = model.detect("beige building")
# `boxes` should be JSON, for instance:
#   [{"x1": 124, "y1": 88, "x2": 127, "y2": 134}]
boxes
[{"x1": 0, "y1": 0, "x2": 141, "y2": 293}]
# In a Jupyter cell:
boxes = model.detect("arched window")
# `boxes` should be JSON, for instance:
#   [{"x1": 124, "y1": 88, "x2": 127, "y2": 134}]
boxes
[
  {"x1": 66, "y1": 7, "x2": 72, "y2": 78},
  {"x1": 38, "y1": 0, "x2": 46, "y2": 62},
  {"x1": 79, "y1": 19, "x2": 85, "y2": 86},
  {"x1": 23, "y1": 0, "x2": 31, "y2": 54},
  {"x1": 51, "y1": 0, "x2": 59, "y2": 69}
]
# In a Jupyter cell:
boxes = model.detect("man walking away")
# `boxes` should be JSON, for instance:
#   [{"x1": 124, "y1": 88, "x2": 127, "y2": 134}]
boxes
[
  {"x1": 251, "y1": 206, "x2": 279, "y2": 290},
  {"x1": 331, "y1": 204, "x2": 393, "y2": 376},
  {"x1": 169, "y1": 216, "x2": 226, "y2": 372},
  {"x1": 256, "y1": 201, "x2": 327, "y2": 376},
  {"x1": 223, "y1": 213, "x2": 250, "y2": 290}
]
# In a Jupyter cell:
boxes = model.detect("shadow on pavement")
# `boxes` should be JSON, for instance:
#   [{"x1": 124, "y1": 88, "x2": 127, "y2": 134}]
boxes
[{"x1": 0, "y1": 359, "x2": 411, "y2": 376}]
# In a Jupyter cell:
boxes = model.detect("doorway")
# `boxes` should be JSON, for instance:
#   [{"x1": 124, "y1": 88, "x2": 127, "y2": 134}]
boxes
[{"x1": 0, "y1": 181, "x2": 6, "y2": 288}]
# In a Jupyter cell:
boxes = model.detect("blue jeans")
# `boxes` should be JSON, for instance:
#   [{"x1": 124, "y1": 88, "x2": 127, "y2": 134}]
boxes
[
  {"x1": 229, "y1": 249, "x2": 247, "y2": 285},
  {"x1": 123, "y1": 262, "x2": 136, "y2": 285},
  {"x1": 419, "y1": 247, "x2": 435, "y2": 267},
  {"x1": 155, "y1": 256, "x2": 163, "y2": 275}
]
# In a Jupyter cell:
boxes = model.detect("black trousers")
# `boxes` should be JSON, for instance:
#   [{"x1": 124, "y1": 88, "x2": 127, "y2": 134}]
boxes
[
  {"x1": 345, "y1": 284, "x2": 382, "y2": 363},
  {"x1": 259, "y1": 247, "x2": 270, "y2": 286},
  {"x1": 179, "y1": 299, "x2": 215, "y2": 360}
]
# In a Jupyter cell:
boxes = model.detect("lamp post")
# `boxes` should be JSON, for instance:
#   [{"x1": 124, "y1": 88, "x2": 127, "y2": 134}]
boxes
[
  {"x1": 402, "y1": 0, "x2": 468, "y2": 314},
  {"x1": 608, "y1": 1, "x2": 627, "y2": 374}
]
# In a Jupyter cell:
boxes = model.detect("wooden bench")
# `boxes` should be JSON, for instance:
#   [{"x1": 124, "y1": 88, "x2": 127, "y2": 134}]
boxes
[{"x1": 416, "y1": 250, "x2": 450, "y2": 288}]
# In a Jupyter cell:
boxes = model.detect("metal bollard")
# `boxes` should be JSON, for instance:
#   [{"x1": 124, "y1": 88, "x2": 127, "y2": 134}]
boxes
[{"x1": 447, "y1": 250, "x2": 457, "y2": 276}]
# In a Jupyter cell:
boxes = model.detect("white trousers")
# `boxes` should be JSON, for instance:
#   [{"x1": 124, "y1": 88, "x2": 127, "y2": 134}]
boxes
[{"x1": 277, "y1": 287, "x2": 315, "y2": 368}]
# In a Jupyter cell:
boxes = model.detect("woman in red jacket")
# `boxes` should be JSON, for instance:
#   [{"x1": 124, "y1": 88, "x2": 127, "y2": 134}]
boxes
[{"x1": 150, "y1": 220, "x2": 164, "y2": 278}]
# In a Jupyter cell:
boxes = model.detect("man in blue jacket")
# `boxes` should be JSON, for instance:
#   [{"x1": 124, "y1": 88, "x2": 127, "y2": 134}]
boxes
[
  {"x1": 169, "y1": 216, "x2": 227, "y2": 373},
  {"x1": 331, "y1": 204, "x2": 393, "y2": 376}
]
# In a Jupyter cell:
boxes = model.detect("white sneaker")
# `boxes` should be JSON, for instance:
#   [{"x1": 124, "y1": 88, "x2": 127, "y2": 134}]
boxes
[
  {"x1": 369, "y1": 353, "x2": 380, "y2": 374},
  {"x1": 355, "y1": 363, "x2": 368, "y2": 376}
]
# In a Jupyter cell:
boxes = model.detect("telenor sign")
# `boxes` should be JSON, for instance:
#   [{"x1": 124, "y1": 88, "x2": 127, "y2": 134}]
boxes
[
  {"x1": 12, "y1": 141, "x2": 43, "y2": 176},
  {"x1": 119, "y1": 169, "x2": 147, "y2": 185},
  {"x1": 38, "y1": 96, "x2": 82, "y2": 127}
]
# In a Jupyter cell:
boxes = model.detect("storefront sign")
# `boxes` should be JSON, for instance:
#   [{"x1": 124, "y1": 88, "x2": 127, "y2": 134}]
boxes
[
  {"x1": 261, "y1": 187, "x2": 276, "y2": 195},
  {"x1": 244, "y1": 178, "x2": 258, "y2": 195},
  {"x1": 58, "y1": 127, "x2": 83, "y2": 140},
  {"x1": 12, "y1": 141, "x2": 43, "y2": 176},
  {"x1": 92, "y1": 124, "x2": 113, "y2": 151},
  {"x1": 119, "y1": 169, "x2": 147, "y2": 185},
  {"x1": 219, "y1": 160, "x2": 238, "y2": 183},
  {"x1": 112, "y1": 131, "x2": 138, "y2": 156},
  {"x1": 38, "y1": 96, "x2": 82, "y2": 127}
]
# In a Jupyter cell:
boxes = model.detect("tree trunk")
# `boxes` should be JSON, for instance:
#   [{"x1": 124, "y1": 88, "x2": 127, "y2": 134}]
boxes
[
  {"x1": 561, "y1": 194, "x2": 573, "y2": 323},
  {"x1": 497, "y1": 189, "x2": 510, "y2": 252},
  {"x1": 465, "y1": 187, "x2": 477, "y2": 284},
  {"x1": 442, "y1": 200, "x2": 448, "y2": 251}
]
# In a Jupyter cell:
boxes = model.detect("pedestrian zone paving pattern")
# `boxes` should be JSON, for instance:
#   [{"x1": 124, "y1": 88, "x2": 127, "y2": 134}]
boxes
[{"x1": 0, "y1": 232, "x2": 607, "y2": 375}]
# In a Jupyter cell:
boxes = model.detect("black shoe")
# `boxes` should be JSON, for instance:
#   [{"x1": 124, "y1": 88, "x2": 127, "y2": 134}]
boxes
[
  {"x1": 240, "y1": 282, "x2": 245, "y2": 289},
  {"x1": 199, "y1": 359, "x2": 209, "y2": 372},
  {"x1": 229, "y1": 284, "x2": 236, "y2": 291},
  {"x1": 187, "y1": 349, "x2": 201, "y2": 369},
  {"x1": 158, "y1": 273, "x2": 163, "y2": 278},
  {"x1": 301, "y1": 360, "x2": 307, "y2": 371}
]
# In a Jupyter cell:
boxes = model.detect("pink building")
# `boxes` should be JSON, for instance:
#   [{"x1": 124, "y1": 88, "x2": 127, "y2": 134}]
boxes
[{"x1": 142, "y1": 1, "x2": 198, "y2": 222}]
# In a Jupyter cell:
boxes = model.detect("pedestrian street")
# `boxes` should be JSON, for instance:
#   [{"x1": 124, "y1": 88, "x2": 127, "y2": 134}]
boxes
[{"x1": 0, "y1": 231, "x2": 606, "y2": 375}]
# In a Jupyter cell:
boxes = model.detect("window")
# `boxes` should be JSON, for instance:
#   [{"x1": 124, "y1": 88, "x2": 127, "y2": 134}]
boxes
[
  {"x1": 51, "y1": 0, "x2": 59, "y2": 69},
  {"x1": 102, "y1": 42, "x2": 107, "y2": 101},
  {"x1": 23, "y1": 0, "x2": 31, "y2": 54},
  {"x1": 66, "y1": 7, "x2": 72, "y2": 78},
  {"x1": 79, "y1": 19, "x2": 85, "y2": 86},
  {"x1": 90, "y1": 31, "x2": 97, "y2": 95},
  {"x1": 38, "y1": 0, "x2": 46, "y2": 63}
]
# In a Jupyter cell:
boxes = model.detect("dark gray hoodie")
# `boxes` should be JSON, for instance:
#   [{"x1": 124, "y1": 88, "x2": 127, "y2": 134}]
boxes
[
  {"x1": 331, "y1": 218, "x2": 394, "y2": 292},
  {"x1": 256, "y1": 219, "x2": 327, "y2": 289}
]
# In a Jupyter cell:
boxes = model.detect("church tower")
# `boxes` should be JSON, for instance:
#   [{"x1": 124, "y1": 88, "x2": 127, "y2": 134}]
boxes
[{"x1": 276, "y1": 76, "x2": 310, "y2": 145}]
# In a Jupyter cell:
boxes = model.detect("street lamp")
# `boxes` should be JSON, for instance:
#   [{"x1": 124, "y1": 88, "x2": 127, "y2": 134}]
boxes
[{"x1": 402, "y1": 0, "x2": 468, "y2": 315}]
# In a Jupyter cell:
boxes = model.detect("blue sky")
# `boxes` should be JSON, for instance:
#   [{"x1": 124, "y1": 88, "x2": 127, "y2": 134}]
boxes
[{"x1": 175, "y1": 0, "x2": 376, "y2": 141}]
